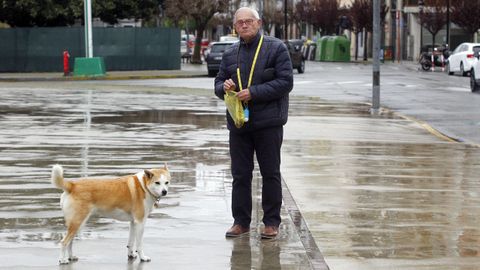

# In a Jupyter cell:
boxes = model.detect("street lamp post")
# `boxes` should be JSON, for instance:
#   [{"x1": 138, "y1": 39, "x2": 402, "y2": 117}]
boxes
[
  {"x1": 419, "y1": 0, "x2": 424, "y2": 54},
  {"x1": 446, "y1": 0, "x2": 450, "y2": 47},
  {"x1": 372, "y1": 0, "x2": 381, "y2": 113},
  {"x1": 284, "y1": 0, "x2": 288, "y2": 40},
  {"x1": 396, "y1": 0, "x2": 403, "y2": 62},
  {"x1": 84, "y1": 0, "x2": 93, "y2": 58},
  {"x1": 73, "y1": 0, "x2": 105, "y2": 77}
]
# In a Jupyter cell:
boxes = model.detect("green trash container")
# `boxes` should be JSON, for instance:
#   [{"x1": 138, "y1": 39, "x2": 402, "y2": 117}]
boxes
[
  {"x1": 315, "y1": 36, "x2": 329, "y2": 61},
  {"x1": 323, "y1": 36, "x2": 350, "y2": 62}
]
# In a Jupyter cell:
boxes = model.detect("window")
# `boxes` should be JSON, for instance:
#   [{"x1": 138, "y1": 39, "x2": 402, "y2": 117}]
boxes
[{"x1": 210, "y1": 44, "x2": 232, "y2": 53}]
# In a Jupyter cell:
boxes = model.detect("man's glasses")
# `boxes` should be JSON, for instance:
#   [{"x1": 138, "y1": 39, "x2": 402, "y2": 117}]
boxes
[{"x1": 235, "y1": 19, "x2": 255, "y2": 27}]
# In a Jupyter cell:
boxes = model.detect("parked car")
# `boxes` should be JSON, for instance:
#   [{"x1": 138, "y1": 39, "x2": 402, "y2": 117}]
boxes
[
  {"x1": 469, "y1": 51, "x2": 480, "y2": 92},
  {"x1": 205, "y1": 38, "x2": 305, "y2": 77},
  {"x1": 219, "y1": 35, "x2": 239, "y2": 42},
  {"x1": 285, "y1": 39, "x2": 305, "y2": 73},
  {"x1": 205, "y1": 40, "x2": 237, "y2": 77},
  {"x1": 447, "y1": 42, "x2": 480, "y2": 76}
]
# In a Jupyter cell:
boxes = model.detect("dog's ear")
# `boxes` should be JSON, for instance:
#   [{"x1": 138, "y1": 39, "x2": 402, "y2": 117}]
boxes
[
  {"x1": 163, "y1": 163, "x2": 168, "y2": 170},
  {"x1": 144, "y1": 169, "x2": 154, "y2": 179}
]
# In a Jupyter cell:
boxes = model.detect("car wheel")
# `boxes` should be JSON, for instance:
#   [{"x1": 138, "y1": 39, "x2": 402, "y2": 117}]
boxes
[
  {"x1": 208, "y1": 70, "x2": 217, "y2": 77},
  {"x1": 447, "y1": 63, "x2": 454, "y2": 75},
  {"x1": 297, "y1": 60, "x2": 305, "y2": 74},
  {"x1": 461, "y1": 62, "x2": 468, "y2": 77},
  {"x1": 470, "y1": 70, "x2": 480, "y2": 92}
]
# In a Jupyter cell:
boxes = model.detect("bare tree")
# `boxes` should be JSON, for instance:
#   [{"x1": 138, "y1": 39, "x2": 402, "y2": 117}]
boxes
[
  {"x1": 284, "y1": 0, "x2": 307, "y2": 39},
  {"x1": 349, "y1": 0, "x2": 370, "y2": 60},
  {"x1": 349, "y1": 0, "x2": 388, "y2": 61},
  {"x1": 291, "y1": 0, "x2": 310, "y2": 38},
  {"x1": 165, "y1": 0, "x2": 229, "y2": 64},
  {"x1": 262, "y1": 1, "x2": 283, "y2": 36},
  {"x1": 418, "y1": 0, "x2": 447, "y2": 50},
  {"x1": 451, "y1": 0, "x2": 480, "y2": 42},
  {"x1": 164, "y1": 0, "x2": 188, "y2": 27},
  {"x1": 308, "y1": 0, "x2": 340, "y2": 36}
]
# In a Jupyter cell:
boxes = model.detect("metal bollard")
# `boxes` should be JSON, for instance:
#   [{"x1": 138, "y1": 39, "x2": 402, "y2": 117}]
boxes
[
  {"x1": 441, "y1": 54, "x2": 445, "y2": 72},
  {"x1": 431, "y1": 53, "x2": 435, "y2": 72}
]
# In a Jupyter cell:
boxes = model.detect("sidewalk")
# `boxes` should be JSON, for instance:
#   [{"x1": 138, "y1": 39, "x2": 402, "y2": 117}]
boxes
[
  {"x1": 0, "y1": 63, "x2": 207, "y2": 82},
  {"x1": 282, "y1": 99, "x2": 480, "y2": 270},
  {"x1": 0, "y1": 61, "x2": 424, "y2": 82}
]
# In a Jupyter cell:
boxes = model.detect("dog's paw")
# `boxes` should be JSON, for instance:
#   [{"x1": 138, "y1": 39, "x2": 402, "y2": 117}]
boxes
[
  {"x1": 59, "y1": 258, "x2": 70, "y2": 265},
  {"x1": 139, "y1": 255, "x2": 151, "y2": 262},
  {"x1": 128, "y1": 250, "x2": 138, "y2": 260},
  {"x1": 69, "y1": 256, "x2": 79, "y2": 262}
]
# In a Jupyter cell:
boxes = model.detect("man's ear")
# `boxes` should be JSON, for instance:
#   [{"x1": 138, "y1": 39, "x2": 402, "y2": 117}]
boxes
[{"x1": 144, "y1": 170, "x2": 154, "y2": 179}]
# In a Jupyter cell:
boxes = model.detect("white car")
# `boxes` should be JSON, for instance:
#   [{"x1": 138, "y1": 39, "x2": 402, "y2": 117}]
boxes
[
  {"x1": 219, "y1": 35, "x2": 239, "y2": 42},
  {"x1": 469, "y1": 52, "x2": 480, "y2": 92},
  {"x1": 447, "y1": 42, "x2": 480, "y2": 76}
]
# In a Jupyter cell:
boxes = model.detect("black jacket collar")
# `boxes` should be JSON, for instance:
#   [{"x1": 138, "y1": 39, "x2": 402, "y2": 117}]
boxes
[{"x1": 240, "y1": 32, "x2": 262, "y2": 48}]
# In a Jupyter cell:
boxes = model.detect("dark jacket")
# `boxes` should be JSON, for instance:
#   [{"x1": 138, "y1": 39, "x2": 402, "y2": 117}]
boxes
[{"x1": 214, "y1": 32, "x2": 293, "y2": 133}]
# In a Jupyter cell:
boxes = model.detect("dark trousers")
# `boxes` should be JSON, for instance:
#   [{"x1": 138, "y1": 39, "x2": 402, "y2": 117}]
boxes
[{"x1": 229, "y1": 126, "x2": 283, "y2": 228}]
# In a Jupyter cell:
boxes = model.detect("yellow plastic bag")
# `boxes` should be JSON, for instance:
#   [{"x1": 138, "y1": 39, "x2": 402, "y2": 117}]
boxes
[{"x1": 224, "y1": 91, "x2": 244, "y2": 128}]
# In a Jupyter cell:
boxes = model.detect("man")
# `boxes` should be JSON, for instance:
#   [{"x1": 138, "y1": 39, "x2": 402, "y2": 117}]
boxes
[{"x1": 214, "y1": 6, "x2": 293, "y2": 239}]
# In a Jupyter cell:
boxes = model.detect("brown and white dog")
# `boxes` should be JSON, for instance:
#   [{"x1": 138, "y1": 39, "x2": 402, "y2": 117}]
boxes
[{"x1": 51, "y1": 164, "x2": 170, "y2": 265}]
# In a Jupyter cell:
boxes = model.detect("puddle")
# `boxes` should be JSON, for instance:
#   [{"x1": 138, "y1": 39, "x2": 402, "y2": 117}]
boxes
[{"x1": 0, "y1": 89, "x2": 228, "y2": 242}]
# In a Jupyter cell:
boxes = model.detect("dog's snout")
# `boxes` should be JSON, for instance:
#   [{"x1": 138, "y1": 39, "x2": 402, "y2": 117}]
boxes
[{"x1": 162, "y1": 190, "x2": 167, "y2": 196}]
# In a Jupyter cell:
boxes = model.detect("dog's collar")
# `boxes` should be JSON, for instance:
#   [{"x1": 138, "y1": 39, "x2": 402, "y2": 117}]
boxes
[{"x1": 134, "y1": 173, "x2": 161, "y2": 205}]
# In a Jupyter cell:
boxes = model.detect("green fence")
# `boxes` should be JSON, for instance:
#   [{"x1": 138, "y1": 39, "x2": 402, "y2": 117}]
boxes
[{"x1": 0, "y1": 27, "x2": 180, "y2": 72}]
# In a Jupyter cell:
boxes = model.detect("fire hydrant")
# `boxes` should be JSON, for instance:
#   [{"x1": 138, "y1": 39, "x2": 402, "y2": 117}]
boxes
[{"x1": 63, "y1": 50, "x2": 70, "y2": 76}]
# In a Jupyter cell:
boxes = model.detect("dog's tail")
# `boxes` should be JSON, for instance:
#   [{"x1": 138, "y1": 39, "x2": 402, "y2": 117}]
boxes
[{"x1": 51, "y1": 164, "x2": 73, "y2": 193}]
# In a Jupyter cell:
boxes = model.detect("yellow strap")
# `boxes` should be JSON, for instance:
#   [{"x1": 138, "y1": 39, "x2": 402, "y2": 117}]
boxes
[
  {"x1": 236, "y1": 35, "x2": 264, "y2": 91},
  {"x1": 236, "y1": 68, "x2": 243, "y2": 91}
]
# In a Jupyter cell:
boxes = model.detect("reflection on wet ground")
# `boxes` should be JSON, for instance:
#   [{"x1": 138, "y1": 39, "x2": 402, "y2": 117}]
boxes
[
  {"x1": 0, "y1": 87, "x2": 311, "y2": 269},
  {"x1": 283, "y1": 98, "x2": 480, "y2": 270},
  {"x1": 1, "y1": 86, "x2": 479, "y2": 269}
]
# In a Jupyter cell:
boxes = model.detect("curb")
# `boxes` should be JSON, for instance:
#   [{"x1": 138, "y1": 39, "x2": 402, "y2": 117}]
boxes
[
  {"x1": 0, "y1": 73, "x2": 207, "y2": 82},
  {"x1": 378, "y1": 105, "x2": 480, "y2": 148},
  {"x1": 282, "y1": 177, "x2": 330, "y2": 270},
  {"x1": 373, "y1": 105, "x2": 460, "y2": 143}
]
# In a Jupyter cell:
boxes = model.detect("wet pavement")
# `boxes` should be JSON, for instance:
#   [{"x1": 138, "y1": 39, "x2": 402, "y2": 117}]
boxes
[
  {"x1": 0, "y1": 87, "x2": 311, "y2": 269},
  {"x1": 283, "y1": 99, "x2": 480, "y2": 269},
  {"x1": 0, "y1": 80, "x2": 479, "y2": 270}
]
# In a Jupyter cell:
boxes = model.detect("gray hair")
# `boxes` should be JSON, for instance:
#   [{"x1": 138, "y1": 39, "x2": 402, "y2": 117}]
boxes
[{"x1": 234, "y1": 7, "x2": 260, "y2": 23}]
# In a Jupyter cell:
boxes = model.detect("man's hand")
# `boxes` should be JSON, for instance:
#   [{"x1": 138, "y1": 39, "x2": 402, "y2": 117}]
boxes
[
  {"x1": 224, "y1": 79, "x2": 236, "y2": 92},
  {"x1": 236, "y1": 88, "x2": 251, "y2": 102}
]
